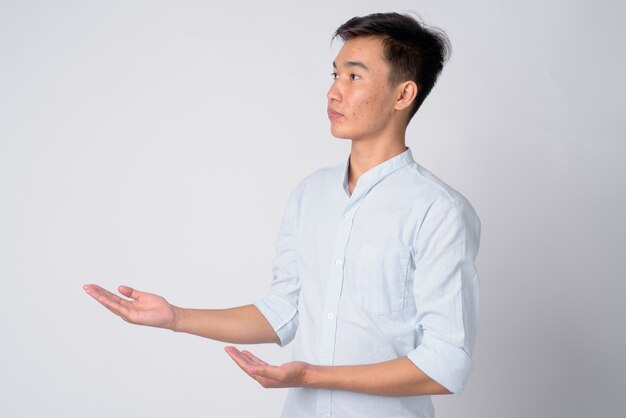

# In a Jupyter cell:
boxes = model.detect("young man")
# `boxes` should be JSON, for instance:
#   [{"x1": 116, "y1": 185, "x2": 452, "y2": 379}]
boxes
[{"x1": 84, "y1": 12, "x2": 480, "y2": 418}]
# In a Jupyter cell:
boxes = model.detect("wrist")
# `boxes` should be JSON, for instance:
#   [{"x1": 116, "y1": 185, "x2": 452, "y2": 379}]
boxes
[
  {"x1": 170, "y1": 305, "x2": 186, "y2": 332},
  {"x1": 302, "y1": 364, "x2": 325, "y2": 389}
]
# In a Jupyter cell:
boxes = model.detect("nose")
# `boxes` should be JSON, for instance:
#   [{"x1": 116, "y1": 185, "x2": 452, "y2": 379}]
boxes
[{"x1": 327, "y1": 80, "x2": 341, "y2": 103}]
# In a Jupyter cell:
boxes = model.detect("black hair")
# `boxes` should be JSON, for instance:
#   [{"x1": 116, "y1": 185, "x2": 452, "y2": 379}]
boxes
[{"x1": 334, "y1": 12, "x2": 451, "y2": 120}]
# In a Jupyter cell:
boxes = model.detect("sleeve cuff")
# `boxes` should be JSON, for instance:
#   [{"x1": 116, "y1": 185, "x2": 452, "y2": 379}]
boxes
[
  {"x1": 254, "y1": 293, "x2": 299, "y2": 347},
  {"x1": 407, "y1": 336, "x2": 474, "y2": 394}
]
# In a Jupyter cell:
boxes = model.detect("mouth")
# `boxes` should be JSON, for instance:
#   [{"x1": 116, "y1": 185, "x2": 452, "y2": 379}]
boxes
[{"x1": 327, "y1": 108, "x2": 344, "y2": 120}]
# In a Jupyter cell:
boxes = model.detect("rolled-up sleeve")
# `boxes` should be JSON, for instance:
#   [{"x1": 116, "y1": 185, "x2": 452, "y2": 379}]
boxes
[
  {"x1": 254, "y1": 187, "x2": 301, "y2": 347},
  {"x1": 406, "y1": 198, "x2": 481, "y2": 394}
]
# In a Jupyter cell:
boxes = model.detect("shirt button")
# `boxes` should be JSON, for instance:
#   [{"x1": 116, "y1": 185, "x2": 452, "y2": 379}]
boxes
[
  {"x1": 335, "y1": 258, "x2": 343, "y2": 265},
  {"x1": 327, "y1": 312, "x2": 334, "y2": 319}
]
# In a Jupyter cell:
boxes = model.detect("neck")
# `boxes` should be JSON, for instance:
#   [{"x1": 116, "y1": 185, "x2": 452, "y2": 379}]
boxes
[{"x1": 347, "y1": 135, "x2": 407, "y2": 194}]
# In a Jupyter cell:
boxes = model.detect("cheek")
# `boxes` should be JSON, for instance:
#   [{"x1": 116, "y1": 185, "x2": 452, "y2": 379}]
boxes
[
  {"x1": 346, "y1": 87, "x2": 392, "y2": 128},
  {"x1": 349, "y1": 97, "x2": 375, "y2": 118},
  {"x1": 350, "y1": 98, "x2": 386, "y2": 125}
]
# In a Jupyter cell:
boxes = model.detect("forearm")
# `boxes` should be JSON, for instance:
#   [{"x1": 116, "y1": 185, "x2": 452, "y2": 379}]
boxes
[
  {"x1": 305, "y1": 357, "x2": 451, "y2": 396},
  {"x1": 172, "y1": 304, "x2": 279, "y2": 345}
]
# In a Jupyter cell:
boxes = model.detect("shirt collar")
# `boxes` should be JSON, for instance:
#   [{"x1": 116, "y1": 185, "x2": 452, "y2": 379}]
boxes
[{"x1": 342, "y1": 147, "x2": 414, "y2": 199}]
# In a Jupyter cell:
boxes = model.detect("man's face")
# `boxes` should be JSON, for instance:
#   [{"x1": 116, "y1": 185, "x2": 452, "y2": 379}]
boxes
[{"x1": 327, "y1": 36, "x2": 401, "y2": 141}]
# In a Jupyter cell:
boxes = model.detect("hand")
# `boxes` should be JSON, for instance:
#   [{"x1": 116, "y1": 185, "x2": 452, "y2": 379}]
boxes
[
  {"x1": 224, "y1": 346, "x2": 312, "y2": 389},
  {"x1": 83, "y1": 284, "x2": 178, "y2": 330}
]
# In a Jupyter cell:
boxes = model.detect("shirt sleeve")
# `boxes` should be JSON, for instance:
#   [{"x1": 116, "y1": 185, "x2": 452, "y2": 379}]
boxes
[
  {"x1": 253, "y1": 186, "x2": 301, "y2": 347},
  {"x1": 406, "y1": 198, "x2": 481, "y2": 394}
]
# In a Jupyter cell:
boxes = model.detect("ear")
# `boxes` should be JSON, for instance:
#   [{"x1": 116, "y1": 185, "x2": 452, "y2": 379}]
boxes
[{"x1": 394, "y1": 81, "x2": 418, "y2": 111}]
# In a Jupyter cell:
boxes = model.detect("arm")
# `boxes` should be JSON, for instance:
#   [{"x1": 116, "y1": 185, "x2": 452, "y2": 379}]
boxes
[
  {"x1": 83, "y1": 284, "x2": 278, "y2": 344},
  {"x1": 406, "y1": 199, "x2": 481, "y2": 394},
  {"x1": 83, "y1": 184, "x2": 303, "y2": 346},
  {"x1": 224, "y1": 347, "x2": 450, "y2": 396},
  {"x1": 305, "y1": 356, "x2": 450, "y2": 396},
  {"x1": 175, "y1": 305, "x2": 279, "y2": 344},
  {"x1": 225, "y1": 199, "x2": 480, "y2": 396}
]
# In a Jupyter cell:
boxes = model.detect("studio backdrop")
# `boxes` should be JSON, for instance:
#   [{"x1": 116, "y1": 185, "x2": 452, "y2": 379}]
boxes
[{"x1": 0, "y1": 1, "x2": 624, "y2": 417}]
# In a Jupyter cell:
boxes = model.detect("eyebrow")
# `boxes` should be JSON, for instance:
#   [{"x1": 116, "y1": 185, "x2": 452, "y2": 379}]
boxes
[{"x1": 332, "y1": 60, "x2": 369, "y2": 71}]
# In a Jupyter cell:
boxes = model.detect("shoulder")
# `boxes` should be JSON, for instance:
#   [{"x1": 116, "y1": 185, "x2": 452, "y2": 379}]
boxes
[
  {"x1": 403, "y1": 161, "x2": 477, "y2": 212},
  {"x1": 401, "y1": 164, "x2": 481, "y2": 254},
  {"x1": 395, "y1": 162, "x2": 481, "y2": 236}
]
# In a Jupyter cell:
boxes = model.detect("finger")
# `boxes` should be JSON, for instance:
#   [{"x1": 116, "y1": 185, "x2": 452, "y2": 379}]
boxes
[
  {"x1": 85, "y1": 285, "x2": 127, "y2": 306},
  {"x1": 224, "y1": 348, "x2": 287, "y2": 388},
  {"x1": 84, "y1": 284, "x2": 132, "y2": 316},
  {"x1": 100, "y1": 302, "x2": 129, "y2": 320},
  {"x1": 118, "y1": 285, "x2": 140, "y2": 299},
  {"x1": 252, "y1": 375, "x2": 280, "y2": 388},
  {"x1": 249, "y1": 369, "x2": 286, "y2": 389},
  {"x1": 225, "y1": 347, "x2": 267, "y2": 366},
  {"x1": 250, "y1": 364, "x2": 283, "y2": 381},
  {"x1": 84, "y1": 284, "x2": 124, "y2": 300},
  {"x1": 241, "y1": 350, "x2": 269, "y2": 366},
  {"x1": 83, "y1": 284, "x2": 109, "y2": 295},
  {"x1": 242, "y1": 353, "x2": 267, "y2": 369},
  {"x1": 236, "y1": 350, "x2": 282, "y2": 379},
  {"x1": 224, "y1": 346, "x2": 257, "y2": 373}
]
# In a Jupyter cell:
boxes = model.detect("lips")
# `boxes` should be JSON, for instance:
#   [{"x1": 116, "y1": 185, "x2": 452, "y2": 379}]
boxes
[{"x1": 327, "y1": 108, "x2": 344, "y2": 120}]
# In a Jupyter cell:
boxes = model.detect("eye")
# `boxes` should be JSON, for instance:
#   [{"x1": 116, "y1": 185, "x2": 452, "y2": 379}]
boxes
[
  {"x1": 330, "y1": 72, "x2": 338, "y2": 80},
  {"x1": 350, "y1": 73, "x2": 360, "y2": 81}
]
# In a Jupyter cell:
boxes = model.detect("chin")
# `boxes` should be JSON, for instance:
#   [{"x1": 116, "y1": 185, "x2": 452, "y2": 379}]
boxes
[{"x1": 330, "y1": 126, "x2": 353, "y2": 140}]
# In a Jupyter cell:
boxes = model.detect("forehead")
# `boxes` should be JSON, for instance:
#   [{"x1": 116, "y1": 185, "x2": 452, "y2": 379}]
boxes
[{"x1": 334, "y1": 36, "x2": 389, "y2": 71}]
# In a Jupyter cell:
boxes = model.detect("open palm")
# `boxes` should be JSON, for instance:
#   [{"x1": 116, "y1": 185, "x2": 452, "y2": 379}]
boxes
[
  {"x1": 83, "y1": 284, "x2": 177, "y2": 329},
  {"x1": 224, "y1": 346, "x2": 311, "y2": 388}
]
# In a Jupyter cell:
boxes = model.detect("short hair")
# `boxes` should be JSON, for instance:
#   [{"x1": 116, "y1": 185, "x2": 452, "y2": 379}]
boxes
[{"x1": 333, "y1": 12, "x2": 451, "y2": 121}]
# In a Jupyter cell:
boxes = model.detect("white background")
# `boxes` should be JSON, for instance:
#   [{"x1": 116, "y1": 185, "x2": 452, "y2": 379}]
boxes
[{"x1": 1, "y1": 1, "x2": 624, "y2": 417}]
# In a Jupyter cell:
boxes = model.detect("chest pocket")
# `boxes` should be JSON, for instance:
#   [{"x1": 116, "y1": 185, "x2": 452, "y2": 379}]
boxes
[{"x1": 355, "y1": 244, "x2": 411, "y2": 314}]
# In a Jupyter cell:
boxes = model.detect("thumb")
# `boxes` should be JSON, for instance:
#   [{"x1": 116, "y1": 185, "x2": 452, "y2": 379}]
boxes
[{"x1": 118, "y1": 285, "x2": 139, "y2": 299}]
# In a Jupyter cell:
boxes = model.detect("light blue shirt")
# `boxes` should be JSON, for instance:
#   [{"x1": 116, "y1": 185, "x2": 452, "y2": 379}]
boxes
[{"x1": 255, "y1": 148, "x2": 480, "y2": 418}]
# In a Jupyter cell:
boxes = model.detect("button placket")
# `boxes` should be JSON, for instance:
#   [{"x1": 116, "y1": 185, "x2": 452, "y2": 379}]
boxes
[{"x1": 319, "y1": 199, "x2": 363, "y2": 368}]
